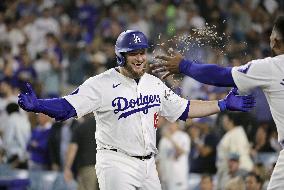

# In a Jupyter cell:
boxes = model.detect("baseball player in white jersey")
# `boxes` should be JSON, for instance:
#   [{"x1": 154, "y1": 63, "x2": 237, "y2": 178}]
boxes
[
  {"x1": 231, "y1": 54, "x2": 284, "y2": 190},
  {"x1": 18, "y1": 30, "x2": 255, "y2": 190},
  {"x1": 153, "y1": 16, "x2": 284, "y2": 190}
]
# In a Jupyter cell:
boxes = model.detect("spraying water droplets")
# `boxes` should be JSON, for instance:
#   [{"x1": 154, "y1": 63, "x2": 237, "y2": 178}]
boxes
[{"x1": 150, "y1": 24, "x2": 230, "y2": 90}]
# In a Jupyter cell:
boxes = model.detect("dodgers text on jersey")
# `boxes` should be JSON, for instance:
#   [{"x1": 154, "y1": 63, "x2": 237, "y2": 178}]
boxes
[{"x1": 112, "y1": 93, "x2": 161, "y2": 119}]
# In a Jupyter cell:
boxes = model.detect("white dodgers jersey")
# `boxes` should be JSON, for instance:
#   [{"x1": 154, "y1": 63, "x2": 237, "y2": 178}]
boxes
[
  {"x1": 232, "y1": 54, "x2": 284, "y2": 141},
  {"x1": 64, "y1": 68, "x2": 188, "y2": 156}
]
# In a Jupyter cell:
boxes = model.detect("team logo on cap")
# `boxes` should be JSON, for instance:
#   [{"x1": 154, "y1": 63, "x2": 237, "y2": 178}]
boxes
[{"x1": 133, "y1": 34, "x2": 141, "y2": 43}]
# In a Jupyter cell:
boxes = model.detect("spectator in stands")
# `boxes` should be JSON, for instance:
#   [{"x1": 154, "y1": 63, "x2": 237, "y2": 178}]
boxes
[
  {"x1": 158, "y1": 122, "x2": 190, "y2": 190},
  {"x1": 251, "y1": 124, "x2": 276, "y2": 161},
  {"x1": 227, "y1": 1, "x2": 252, "y2": 42},
  {"x1": 43, "y1": 32, "x2": 63, "y2": 97},
  {"x1": 45, "y1": 32, "x2": 63, "y2": 64},
  {"x1": 199, "y1": 174, "x2": 214, "y2": 190},
  {"x1": 48, "y1": 119, "x2": 77, "y2": 171},
  {"x1": 0, "y1": 79, "x2": 19, "y2": 134},
  {"x1": 216, "y1": 112, "x2": 253, "y2": 177},
  {"x1": 66, "y1": 44, "x2": 91, "y2": 86},
  {"x1": 27, "y1": 113, "x2": 52, "y2": 170},
  {"x1": 218, "y1": 153, "x2": 248, "y2": 190},
  {"x1": 1, "y1": 43, "x2": 12, "y2": 73},
  {"x1": 189, "y1": 117, "x2": 218, "y2": 174},
  {"x1": 64, "y1": 114, "x2": 98, "y2": 190},
  {"x1": 128, "y1": 8, "x2": 150, "y2": 37},
  {"x1": 12, "y1": 50, "x2": 37, "y2": 89},
  {"x1": 75, "y1": 0, "x2": 98, "y2": 44},
  {"x1": 3, "y1": 102, "x2": 30, "y2": 169},
  {"x1": 102, "y1": 37, "x2": 118, "y2": 70},
  {"x1": 5, "y1": 17, "x2": 26, "y2": 56},
  {"x1": 34, "y1": 7, "x2": 60, "y2": 37},
  {"x1": 245, "y1": 172, "x2": 263, "y2": 190}
]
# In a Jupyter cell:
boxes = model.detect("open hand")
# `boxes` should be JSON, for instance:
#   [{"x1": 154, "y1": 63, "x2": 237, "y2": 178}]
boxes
[
  {"x1": 220, "y1": 88, "x2": 256, "y2": 112},
  {"x1": 151, "y1": 49, "x2": 184, "y2": 79},
  {"x1": 18, "y1": 83, "x2": 39, "y2": 112}
]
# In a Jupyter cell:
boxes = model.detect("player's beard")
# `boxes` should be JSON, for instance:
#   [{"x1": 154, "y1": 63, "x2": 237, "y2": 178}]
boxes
[{"x1": 123, "y1": 62, "x2": 146, "y2": 79}]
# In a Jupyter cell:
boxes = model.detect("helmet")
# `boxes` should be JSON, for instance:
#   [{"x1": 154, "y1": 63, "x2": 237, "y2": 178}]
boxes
[{"x1": 115, "y1": 30, "x2": 149, "y2": 66}]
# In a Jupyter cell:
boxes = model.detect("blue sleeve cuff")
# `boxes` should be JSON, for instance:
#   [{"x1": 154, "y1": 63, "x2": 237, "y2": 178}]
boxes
[
  {"x1": 179, "y1": 101, "x2": 190, "y2": 121},
  {"x1": 218, "y1": 99, "x2": 227, "y2": 112}
]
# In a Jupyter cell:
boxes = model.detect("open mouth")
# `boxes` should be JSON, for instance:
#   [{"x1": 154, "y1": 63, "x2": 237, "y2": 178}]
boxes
[{"x1": 133, "y1": 62, "x2": 143, "y2": 68}]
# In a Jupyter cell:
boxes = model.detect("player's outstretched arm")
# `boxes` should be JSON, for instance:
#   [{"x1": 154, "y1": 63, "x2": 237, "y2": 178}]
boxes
[
  {"x1": 18, "y1": 83, "x2": 77, "y2": 121},
  {"x1": 188, "y1": 88, "x2": 255, "y2": 118},
  {"x1": 153, "y1": 50, "x2": 236, "y2": 87}
]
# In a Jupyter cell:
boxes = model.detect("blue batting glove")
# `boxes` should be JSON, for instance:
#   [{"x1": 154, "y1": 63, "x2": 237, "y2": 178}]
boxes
[
  {"x1": 18, "y1": 83, "x2": 40, "y2": 112},
  {"x1": 218, "y1": 88, "x2": 256, "y2": 112}
]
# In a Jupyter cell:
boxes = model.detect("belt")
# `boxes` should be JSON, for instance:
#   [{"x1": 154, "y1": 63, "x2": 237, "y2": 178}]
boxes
[{"x1": 104, "y1": 148, "x2": 153, "y2": 160}]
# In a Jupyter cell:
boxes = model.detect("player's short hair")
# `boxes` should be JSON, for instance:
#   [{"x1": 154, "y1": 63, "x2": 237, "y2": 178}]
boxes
[{"x1": 274, "y1": 15, "x2": 284, "y2": 40}]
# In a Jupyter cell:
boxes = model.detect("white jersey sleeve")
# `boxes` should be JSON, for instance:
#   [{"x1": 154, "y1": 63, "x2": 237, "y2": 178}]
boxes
[
  {"x1": 231, "y1": 57, "x2": 273, "y2": 93},
  {"x1": 159, "y1": 82, "x2": 188, "y2": 122},
  {"x1": 64, "y1": 77, "x2": 102, "y2": 118}
]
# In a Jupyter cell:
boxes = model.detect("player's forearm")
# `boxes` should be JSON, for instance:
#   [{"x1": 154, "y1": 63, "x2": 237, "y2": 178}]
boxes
[
  {"x1": 188, "y1": 100, "x2": 220, "y2": 118},
  {"x1": 179, "y1": 59, "x2": 236, "y2": 87},
  {"x1": 64, "y1": 143, "x2": 78, "y2": 170},
  {"x1": 36, "y1": 98, "x2": 77, "y2": 121}
]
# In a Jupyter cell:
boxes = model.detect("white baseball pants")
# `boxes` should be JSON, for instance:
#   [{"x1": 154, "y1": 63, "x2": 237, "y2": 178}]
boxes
[{"x1": 96, "y1": 149, "x2": 162, "y2": 190}]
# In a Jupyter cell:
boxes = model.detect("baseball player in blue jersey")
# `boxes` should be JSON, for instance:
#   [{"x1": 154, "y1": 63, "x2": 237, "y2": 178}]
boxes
[
  {"x1": 153, "y1": 16, "x2": 284, "y2": 190},
  {"x1": 18, "y1": 30, "x2": 255, "y2": 190}
]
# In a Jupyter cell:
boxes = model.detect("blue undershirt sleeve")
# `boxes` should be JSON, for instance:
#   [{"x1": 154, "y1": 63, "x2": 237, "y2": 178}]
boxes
[
  {"x1": 37, "y1": 98, "x2": 77, "y2": 121},
  {"x1": 178, "y1": 100, "x2": 190, "y2": 121},
  {"x1": 179, "y1": 59, "x2": 236, "y2": 87}
]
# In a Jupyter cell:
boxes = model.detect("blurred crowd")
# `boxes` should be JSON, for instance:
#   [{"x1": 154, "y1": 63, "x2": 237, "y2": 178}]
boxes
[{"x1": 0, "y1": 0, "x2": 283, "y2": 189}]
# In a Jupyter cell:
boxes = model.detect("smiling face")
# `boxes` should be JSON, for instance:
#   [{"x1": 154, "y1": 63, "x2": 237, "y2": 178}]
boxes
[{"x1": 120, "y1": 48, "x2": 147, "y2": 79}]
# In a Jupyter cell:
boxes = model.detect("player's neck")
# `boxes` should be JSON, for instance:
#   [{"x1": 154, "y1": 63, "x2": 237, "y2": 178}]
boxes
[
  {"x1": 115, "y1": 67, "x2": 140, "y2": 84},
  {"x1": 118, "y1": 66, "x2": 142, "y2": 80}
]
